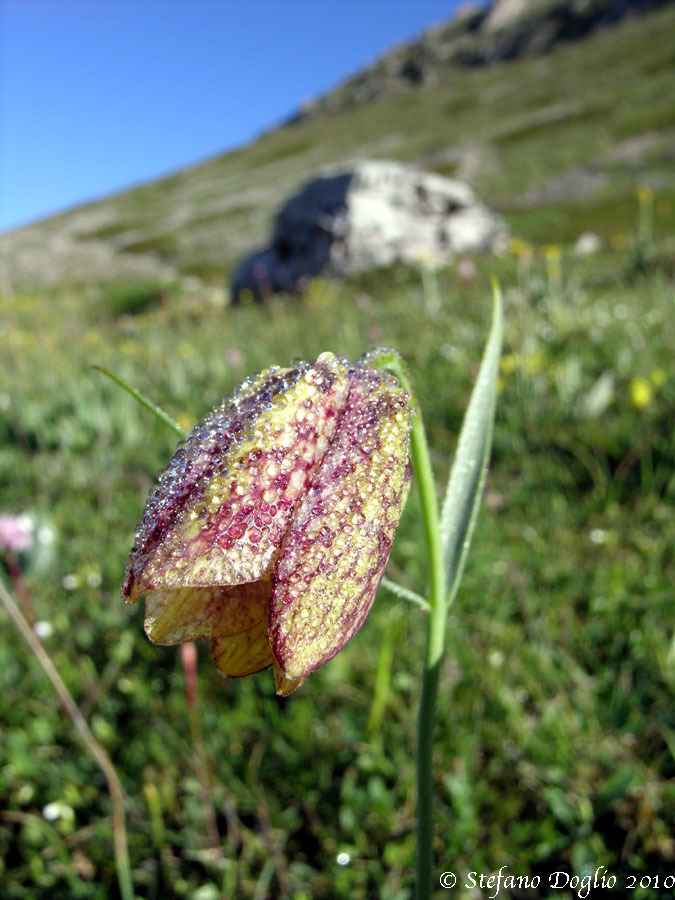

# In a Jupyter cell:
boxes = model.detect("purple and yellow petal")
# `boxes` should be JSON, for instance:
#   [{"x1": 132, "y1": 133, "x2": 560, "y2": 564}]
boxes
[
  {"x1": 123, "y1": 348, "x2": 413, "y2": 694},
  {"x1": 273, "y1": 663, "x2": 305, "y2": 696},
  {"x1": 123, "y1": 352, "x2": 350, "y2": 603},
  {"x1": 144, "y1": 579, "x2": 271, "y2": 644},
  {"x1": 269, "y1": 365, "x2": 412, "y2": 679},
  {"x1": 212, "y1": 618, "x2": 274, "y2": 677}
]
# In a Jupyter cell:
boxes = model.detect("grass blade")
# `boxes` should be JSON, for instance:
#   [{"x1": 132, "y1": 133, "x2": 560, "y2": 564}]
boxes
[
  {"x1": 440, "y1": 280, "x2": 503, "y2": 605},
  {"x1": 92, "y1": 364, "x2": 186, "y2": 438}
]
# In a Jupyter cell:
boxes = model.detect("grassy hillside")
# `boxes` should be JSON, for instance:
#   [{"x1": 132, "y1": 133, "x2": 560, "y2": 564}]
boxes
[{"x1": 1, "y1": 5, "x2": 674, "y2": 899}]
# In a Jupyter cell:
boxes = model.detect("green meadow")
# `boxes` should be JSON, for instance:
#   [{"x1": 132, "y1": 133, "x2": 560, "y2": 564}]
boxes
[{"x1": 1, "y1": 6, "x2": 674, "y2": 899}]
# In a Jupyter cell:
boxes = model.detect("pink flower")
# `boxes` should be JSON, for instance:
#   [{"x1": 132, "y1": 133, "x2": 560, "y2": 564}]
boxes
[
  {"x1": 457, "y1": 259, "x2": 476, "y2": 281},
  {"x1": 223, "y1": 347, "x2": 244, "y2": 368},
  {"x1": 0, "y1": 514, "x2": 34, "y2": 553}
]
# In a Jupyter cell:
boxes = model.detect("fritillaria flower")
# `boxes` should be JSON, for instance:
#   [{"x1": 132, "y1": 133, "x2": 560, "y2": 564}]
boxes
[{"x1": 122, "y1": 351, "x2": 412, "y2": 694}]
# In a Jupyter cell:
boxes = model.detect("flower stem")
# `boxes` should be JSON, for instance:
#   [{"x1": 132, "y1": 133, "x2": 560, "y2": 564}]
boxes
[
  {"x1": 408, "y1": 391, "x2": 447, "y2": 900},
  {"x1": 366, "y1": 350, "x2": 446, "y2": 900},
  {"x1": 180, "y1": 642, "x2": 224, "y2": 856},
  {"x1": 0, "y1": 577, "x2": 134, "y2": 900}
]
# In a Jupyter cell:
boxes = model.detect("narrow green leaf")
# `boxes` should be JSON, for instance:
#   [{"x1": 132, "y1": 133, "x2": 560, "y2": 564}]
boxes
[
  {"x1": 91, "y1": 365, "x2": 186, "y2": 438},
  {"x1": 380, "y1": 577, "x2": 430, "y2": 612},
  {"x1": 440, "y1": 280, "x2": 503, "y2": 606}
]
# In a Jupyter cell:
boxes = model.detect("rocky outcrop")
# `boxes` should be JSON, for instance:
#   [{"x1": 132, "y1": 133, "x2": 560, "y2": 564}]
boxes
[
  {"x1": 230, "y1": 160, "x2": 507, "y2": 301},
  {"x1": 290, "y1": 0, "x2": 669, "y2": 122}
]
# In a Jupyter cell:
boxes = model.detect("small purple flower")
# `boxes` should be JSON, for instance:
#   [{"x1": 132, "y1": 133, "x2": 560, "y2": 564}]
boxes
[{"x1": 122, "y1": 351, "x2": 412, "y2": 694}]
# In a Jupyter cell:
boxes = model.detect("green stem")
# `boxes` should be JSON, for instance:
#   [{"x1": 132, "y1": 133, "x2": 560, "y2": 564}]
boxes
[{"x1": 367, "y1": 350, "x2": 446, "y2": 900}]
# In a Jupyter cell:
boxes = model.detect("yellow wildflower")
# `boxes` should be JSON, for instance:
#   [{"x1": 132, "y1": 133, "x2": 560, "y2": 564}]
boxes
[
  {"x1": 500, "y1": 353, "x2": 519, "y2": 375},
  {"x1": 635, "y1": 185, "x2": 653, "y2": 204},
  {"x1": 522, "y1": 351, "x2": 545, "y2": 375},
  {"x1": 630, "y1": 377, "x2": 653, "y2": 409},
  {"x1": 508, "y1": 238, "x2": 533, "y2": 261}
]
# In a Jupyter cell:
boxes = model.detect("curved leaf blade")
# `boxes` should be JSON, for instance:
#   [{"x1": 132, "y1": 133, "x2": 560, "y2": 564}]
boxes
[{"x1": 440, "y1": 281, "x2": 503, "y2": 606}]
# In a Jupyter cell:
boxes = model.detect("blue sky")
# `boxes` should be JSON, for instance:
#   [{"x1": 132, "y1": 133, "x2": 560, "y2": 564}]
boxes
[{"x1": 0, "y1": 0, "x2": 468, "y2": 232}]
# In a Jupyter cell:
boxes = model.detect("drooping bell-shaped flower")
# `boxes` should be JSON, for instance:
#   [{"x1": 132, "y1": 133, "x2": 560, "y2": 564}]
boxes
[{"x1": 122, "y1": 351, "x2": 411, "y2": 695}]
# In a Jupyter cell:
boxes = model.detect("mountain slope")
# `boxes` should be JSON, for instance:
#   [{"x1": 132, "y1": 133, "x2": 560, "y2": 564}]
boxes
[
  {"x1": 1, "y1": 0, "x2": 674, "y2": 292},
  {"x1": 291, "y1": 0, "x2": 671, "y2": 120}
]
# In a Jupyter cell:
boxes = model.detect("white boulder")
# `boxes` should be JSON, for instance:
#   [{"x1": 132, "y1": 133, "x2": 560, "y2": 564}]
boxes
[{"x1": 231, "y1": 159, "x2": 506, "y2": 300}]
